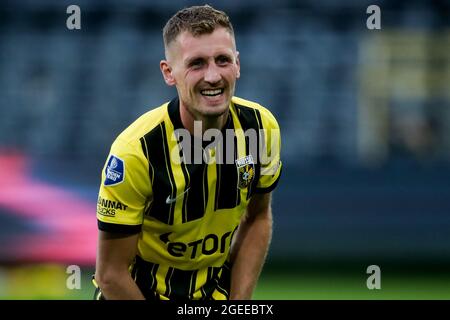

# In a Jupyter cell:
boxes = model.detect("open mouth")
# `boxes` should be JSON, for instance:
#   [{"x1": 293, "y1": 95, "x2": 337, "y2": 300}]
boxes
[{"x1": 200, "y1": 88, "x2": 224, "y2": 97}]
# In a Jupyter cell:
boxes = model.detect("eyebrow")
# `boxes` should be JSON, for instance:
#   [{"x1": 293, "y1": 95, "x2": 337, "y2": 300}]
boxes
[
  {"x1": 185, "y1": 56, "x2": 205, "y2": 66},
  {"x1": 184, "y1": 52, "x2": 233, "y2": 66}
]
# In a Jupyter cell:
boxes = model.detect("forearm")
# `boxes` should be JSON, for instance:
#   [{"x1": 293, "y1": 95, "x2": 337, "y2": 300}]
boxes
[
  {"x1": 95, "y1": 270, "x2": 145, "y2": 300},
  {"x1": 95, "y1": 231, "x2": 144, "y2": 299},
  {"x1": 229, "y1": 209, "x2": 272, "y2": 300}
]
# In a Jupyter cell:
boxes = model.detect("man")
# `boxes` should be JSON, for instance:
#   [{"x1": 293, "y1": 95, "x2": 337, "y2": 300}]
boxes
[{"x1": 94, "y1": 4, "x2": 282, "y2": 300}]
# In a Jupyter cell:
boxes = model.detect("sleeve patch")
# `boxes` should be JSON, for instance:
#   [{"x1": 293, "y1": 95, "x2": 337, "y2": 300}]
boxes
[{"x1": 104, "y1": 155, "x2": 125, "y2": 186}]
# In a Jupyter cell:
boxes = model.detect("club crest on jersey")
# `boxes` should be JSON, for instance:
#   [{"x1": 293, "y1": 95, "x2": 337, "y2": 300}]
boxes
[
  {"x1": 104, "y1": 155, "x2": 124, "y2": 186},
  {"x1": 235, "y1": 155, "x2": 255, "y2": 189}
]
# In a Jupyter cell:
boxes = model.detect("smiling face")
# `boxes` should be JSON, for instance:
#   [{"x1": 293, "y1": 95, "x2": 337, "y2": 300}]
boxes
[{"x1": 160, "y1": 27, "x2": 240, "y2": 127}]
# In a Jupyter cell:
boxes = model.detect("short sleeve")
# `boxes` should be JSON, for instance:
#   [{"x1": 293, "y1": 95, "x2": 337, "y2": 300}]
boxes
[
  {"x1": 255, "y1": 109, "x2": 282, "y2": 193},
  {"x1": 97, "y1": 138, "x2": 151, "y2": 234}
]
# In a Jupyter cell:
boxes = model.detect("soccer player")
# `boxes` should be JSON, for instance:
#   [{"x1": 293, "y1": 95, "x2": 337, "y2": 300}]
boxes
[{"x1": 94, "y1": 5, "x2": 282, "y2": 300}]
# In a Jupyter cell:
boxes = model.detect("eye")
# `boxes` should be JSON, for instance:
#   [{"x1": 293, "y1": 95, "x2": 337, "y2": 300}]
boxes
[
  {"x1": 189, "y1": 59, "x2": 204, "y2": 68},
  {"x1": 216, "y1": 55, "x2": 231, "y2": 66}
]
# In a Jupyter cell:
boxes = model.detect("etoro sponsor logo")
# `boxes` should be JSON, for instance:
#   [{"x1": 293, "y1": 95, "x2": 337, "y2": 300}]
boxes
[
  {"x1": 159, "y1": 229, "x2": 237, "y2": 259},
  {"x1": 97, "y1": 196, "x2": 128, "y2": 217}
]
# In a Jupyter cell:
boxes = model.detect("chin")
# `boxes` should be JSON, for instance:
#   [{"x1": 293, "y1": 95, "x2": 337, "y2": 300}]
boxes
[{"x1": 202, "y1": 103, "x2": 229, "y2": 117}]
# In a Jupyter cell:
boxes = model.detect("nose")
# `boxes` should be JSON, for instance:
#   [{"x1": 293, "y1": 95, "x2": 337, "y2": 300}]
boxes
[{"x1": 204, "y1": 63, "x2": 221, "y2": 84}]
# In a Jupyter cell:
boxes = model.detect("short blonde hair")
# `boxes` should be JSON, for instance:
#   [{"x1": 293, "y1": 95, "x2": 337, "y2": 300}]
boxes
[{"x1": 163, "y1": 5, "x2": 234, "y2": 49}]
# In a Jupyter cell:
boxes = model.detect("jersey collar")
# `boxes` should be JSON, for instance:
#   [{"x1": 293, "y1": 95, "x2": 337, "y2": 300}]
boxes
[{"x1": 167, "y1": 97, "x2": 233, "y2": 133}]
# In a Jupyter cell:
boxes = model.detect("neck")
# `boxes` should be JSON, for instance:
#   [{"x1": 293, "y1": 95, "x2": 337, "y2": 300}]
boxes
[{"x1": 179, "y1": 103, "x2": 229, "y2": 137}]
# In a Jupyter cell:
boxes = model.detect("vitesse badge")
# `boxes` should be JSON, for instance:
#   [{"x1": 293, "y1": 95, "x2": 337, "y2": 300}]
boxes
[{"x1": 235, "y1": 155, "x2": 255, "y2": 189}]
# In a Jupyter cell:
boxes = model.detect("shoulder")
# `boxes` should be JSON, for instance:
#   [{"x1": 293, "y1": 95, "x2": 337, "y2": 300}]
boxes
[
  {"x1": 231, "y1": 96, "x2": 280, "y2": 131},
  {"x1": 111, "y1": 102, "x2": 169, "y2": 152}
]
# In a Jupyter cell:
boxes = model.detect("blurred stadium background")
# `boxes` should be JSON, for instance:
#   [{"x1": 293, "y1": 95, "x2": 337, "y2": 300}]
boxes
[{"x1": 1, "y1": 0, "x2": 450, "y2": 299}]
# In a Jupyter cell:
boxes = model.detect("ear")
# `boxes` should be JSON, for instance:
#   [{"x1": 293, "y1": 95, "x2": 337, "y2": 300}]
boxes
[
  {"x1": 160, "y1": 60, "x2": 176, "y2": 86},
  {"x1": 235, "y1": 51, "x2": 241, "y2": 79}
]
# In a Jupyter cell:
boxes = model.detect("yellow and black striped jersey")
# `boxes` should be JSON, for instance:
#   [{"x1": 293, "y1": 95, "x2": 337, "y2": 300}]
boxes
[{"x1": 96, "y1": 96, "x2": 282, "y2": 300}]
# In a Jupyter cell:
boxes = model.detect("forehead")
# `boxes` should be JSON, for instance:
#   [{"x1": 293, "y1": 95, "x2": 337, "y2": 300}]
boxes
[{"x1": 171, "y1": 27, "x2": 236, "y2": 61}]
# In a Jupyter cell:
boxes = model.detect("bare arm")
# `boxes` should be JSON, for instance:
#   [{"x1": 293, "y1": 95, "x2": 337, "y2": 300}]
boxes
[
  {"x1": 229, "y1": 192, "x2": 273, "y2": 300},
  {"x1": 95, "y1": 230, "x2": 145, "y2": 300}
]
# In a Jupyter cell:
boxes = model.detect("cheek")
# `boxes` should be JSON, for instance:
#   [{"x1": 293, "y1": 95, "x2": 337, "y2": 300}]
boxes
[
  {"x1": 235, "y1": 66, "x2": 240, "y2": 78},
  {"x1": 228, "y1": 64, "x2": 240, "y2": 76},
  {"x1": 235, "y1": 64, "x2": 241, "y2": 77},
  {"x1": 183, "y1": 73, "x2": 202, "y2": 90},
  {"x1": 225, "y1": 68, "x2": 239, "y2": 82}
]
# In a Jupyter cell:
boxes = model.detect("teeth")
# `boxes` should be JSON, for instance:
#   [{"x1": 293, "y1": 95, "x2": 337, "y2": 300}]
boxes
[{"x1": 201, "y1": 89, "x2": 223, "y2": 96}]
